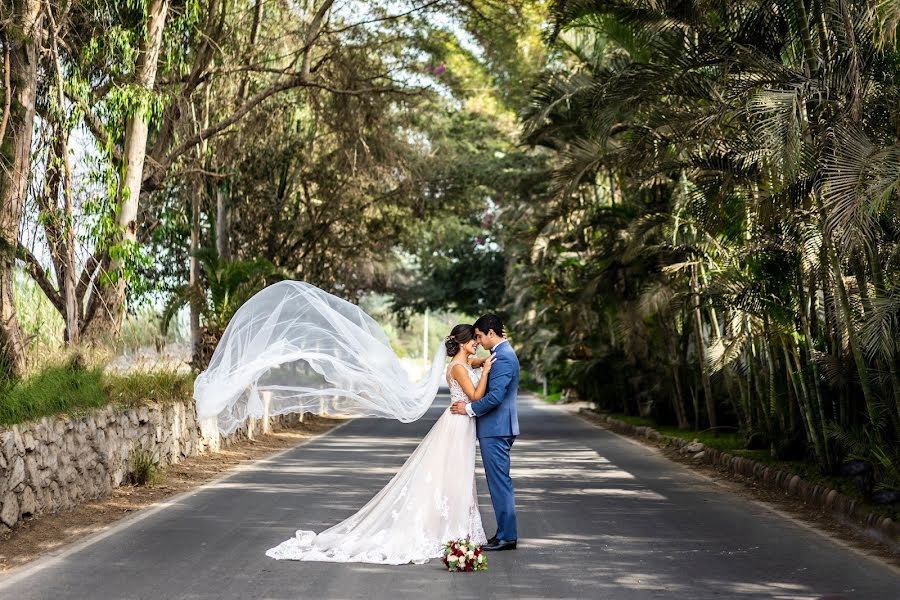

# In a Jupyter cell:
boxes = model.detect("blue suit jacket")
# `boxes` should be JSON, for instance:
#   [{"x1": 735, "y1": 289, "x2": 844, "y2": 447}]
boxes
[{"x1": 472, "y1": 341, "x2": 520, "y2": 438}]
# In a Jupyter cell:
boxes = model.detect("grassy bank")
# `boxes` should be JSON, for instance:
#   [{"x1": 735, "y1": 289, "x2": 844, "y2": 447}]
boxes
[{"x1": 0, "y1": 365, "x2": 194, "y2": 427}]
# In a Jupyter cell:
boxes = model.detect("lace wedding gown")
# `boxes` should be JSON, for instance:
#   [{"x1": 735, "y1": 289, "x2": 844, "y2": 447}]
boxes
[{"x1": 265, "y1": 360, "x2": 487, "y2": 564}]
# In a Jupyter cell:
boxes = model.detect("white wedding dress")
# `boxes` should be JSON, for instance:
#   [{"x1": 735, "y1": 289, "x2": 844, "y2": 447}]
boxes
[{"x1": 265, "y1": 360, "x2": 487, "y2": 564}]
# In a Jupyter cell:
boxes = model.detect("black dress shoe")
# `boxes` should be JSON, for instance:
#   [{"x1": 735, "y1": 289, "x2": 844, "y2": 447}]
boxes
[
  {"x1": 482, "y1": 539, "x2": 516, "y2": 551},
  {"x1": 487, "y1": 535, "x2": 497, "y2": 544}
]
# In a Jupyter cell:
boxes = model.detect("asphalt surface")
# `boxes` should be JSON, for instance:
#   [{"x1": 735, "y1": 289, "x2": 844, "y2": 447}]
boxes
[{"x1": 0, "y1": 393, "x2": 898, "y2": 600}]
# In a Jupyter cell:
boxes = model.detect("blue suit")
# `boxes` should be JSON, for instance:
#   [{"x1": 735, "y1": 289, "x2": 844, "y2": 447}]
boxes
[{"x1": 471, "y1": 340, "x2": 519, "y2": 540}]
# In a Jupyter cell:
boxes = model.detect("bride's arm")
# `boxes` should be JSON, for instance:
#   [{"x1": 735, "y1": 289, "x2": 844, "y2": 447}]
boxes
[
  {"x1": 468, "y1": 356, "x2": 488, "y2": 369},
  {"x1": 449, "y1": 356, "x2": 494, "y2": 401}
]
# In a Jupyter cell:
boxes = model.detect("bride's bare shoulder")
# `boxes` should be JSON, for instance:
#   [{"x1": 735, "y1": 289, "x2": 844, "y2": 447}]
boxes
[{"x1": 448, "y1": 362, "x2": 468, "y2": 375}]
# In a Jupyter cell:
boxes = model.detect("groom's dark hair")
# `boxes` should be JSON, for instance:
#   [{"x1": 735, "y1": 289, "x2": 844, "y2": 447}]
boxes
[{"x1": 473, "y1": 314, "x2": 505, "y2": 338}]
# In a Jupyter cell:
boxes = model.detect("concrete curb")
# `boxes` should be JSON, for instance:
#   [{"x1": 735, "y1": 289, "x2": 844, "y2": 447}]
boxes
[{"x1": 579, "y1": 409, "x2": 900, "y2": 545}]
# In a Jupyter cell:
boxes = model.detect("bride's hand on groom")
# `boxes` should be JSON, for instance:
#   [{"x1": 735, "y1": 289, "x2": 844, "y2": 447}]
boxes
[{"x1": 482, "y1": 354, "x2": 496, "y2": 373}]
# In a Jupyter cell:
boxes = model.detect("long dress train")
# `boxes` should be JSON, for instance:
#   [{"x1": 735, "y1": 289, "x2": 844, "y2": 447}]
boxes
[{"x1": 265, "y1": 361, "x2": 487, "y2": 564}]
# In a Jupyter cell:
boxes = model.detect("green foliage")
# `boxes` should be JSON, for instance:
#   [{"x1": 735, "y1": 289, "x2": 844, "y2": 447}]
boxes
[
  {"x1": 0, "y1": 364, "x2": 106, "y2": 426},
  {"x1": 13, "y1": 270, "x2": 65, "y2": 358},
  {"x1": 543, "y1": 391, "x2": 562, "y2": 404},
  {"x1": 828, "y1": 424, "x2": 900, "y2": 491},
  {"x1": 601, "y1": 410, "x2": 898, "y2": 519},
  {"x1": 386, "y1": 67, "x2": 552, "y2": 318},
  {"x1": 0, "y1": 358, "x2": 191, "y2": 427},
  {"x1": 391, "y1": 226, "x2": 507, "y2": 320},
  {"x1": 160, "y1": 249, "x2": 284, "y2": 335},
  {"x1": 125, "y1": 448, "x2": 159, "y2": 487},
  {"x1": 15, "y1": 0, "x2": 557, "y2": 367},
  {"x1": 510, "y1": 0, "x2": 900, "y2": 495}
]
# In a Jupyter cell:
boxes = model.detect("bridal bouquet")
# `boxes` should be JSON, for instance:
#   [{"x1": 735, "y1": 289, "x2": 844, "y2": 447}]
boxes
[{"x1": 441, "y1": 538, "x2": 487, "y2": 572}]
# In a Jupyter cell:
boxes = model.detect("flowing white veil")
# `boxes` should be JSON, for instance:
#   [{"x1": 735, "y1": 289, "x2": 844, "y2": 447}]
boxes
[{"x1": 193, "y1": 281, "x2": 449, "y2": 435}]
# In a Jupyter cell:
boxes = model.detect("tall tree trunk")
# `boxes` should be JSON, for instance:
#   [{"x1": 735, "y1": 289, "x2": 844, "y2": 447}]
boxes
[
  {"x1": 867, "y1": 244, "x2": 900, "y2": 428},
  {"x1": 46, "y1": 11, "x2": 79, "y2": 345},
  {"x1": 691, "y1": 264, "x2": 717, "y2": 430},
  {"x1": 663, "y1": 318, "x2": 689, "y2": 429},
  {"x1": 819, "y1": 237, "x2": 843, "y2": 421},
  {"x1": 793, "y1": 0, "x2": 817, "y2": 78},
  {"x1": 797, "y1": 270, "x2": 828, "y2": 458},
  {"x1": 829, "y1": 245, "x2": 878, "y2": 425},
  {"x1": 748, "y1": 332, "x2": 771, "y2": 435},
  {"x1": 83, "y1": 0, "x2": 170, "y2": 340},
  {"x1": 762, "y1": 316, "x2": 782, "y2": 433},
  {"x1": 190, "y1": 179, "x2": 202, "y2": 360},
  {"x1": 237, "y1": 0, "x2": 264, "y2": 101},
  {"x1": 786, "y1": 332, "x2": 830, "y2": 467},
  {"x1": 214, "y1": 0, "x2": 263, "y2": 263},
  {"x1": 0, "y1": 2, "x2": 43, "y2": 377},
  {"x1": 189, "y1": 82, "x2": 213, "y2": 361},
  {"x1": 811, "y1": 0, "x2": 831, "y2": 63},
  {"x1": 36, "y1": 132, "x2": 80, "y2": 345},
  {"x1": 215, "y1": 184, "x2": 230, "y2": 261}
]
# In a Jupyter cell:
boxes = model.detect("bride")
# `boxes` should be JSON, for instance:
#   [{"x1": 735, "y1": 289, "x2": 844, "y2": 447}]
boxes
[
  {"x1": 192, "y1": 281, "x2": 494, "y2": 565},
  {"x1": 265, "y1": 324, "x2": 494, "y2": 564}
]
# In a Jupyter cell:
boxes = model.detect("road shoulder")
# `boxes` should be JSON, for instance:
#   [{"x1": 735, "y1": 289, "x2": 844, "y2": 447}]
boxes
[
  {"x1": 562, "y1": 403, "x2": 900, "y2": 571},
  {"x1": 0, "y1": 415, "x2": 348, "y2": 576}
]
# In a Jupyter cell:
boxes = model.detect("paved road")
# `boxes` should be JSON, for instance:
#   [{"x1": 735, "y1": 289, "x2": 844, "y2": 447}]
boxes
[{"x1": 1, "y1": 394, "x2": 898, "y2": 599}]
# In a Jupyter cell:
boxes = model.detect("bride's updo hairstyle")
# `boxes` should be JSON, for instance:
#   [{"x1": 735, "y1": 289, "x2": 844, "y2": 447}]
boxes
[{"x1": 445, "y1": 324, "x2": 475, "y2": 357}]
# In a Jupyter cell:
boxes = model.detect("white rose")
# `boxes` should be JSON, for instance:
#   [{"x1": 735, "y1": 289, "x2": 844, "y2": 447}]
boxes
[
  {"x1": 448, "y1": 553, "x2": 458, "y2": 561},
  {"x1": 477, "y1": 554, "x2": 484, "y2": 563},
  {"x1": 467, "y1": 551, "x2": 474, "y2": 559}
]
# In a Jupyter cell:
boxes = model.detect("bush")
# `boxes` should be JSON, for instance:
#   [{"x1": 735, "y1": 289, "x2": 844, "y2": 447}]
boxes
[{"x1": 125, "y1": 449, "x2": 159, "y2": 486}]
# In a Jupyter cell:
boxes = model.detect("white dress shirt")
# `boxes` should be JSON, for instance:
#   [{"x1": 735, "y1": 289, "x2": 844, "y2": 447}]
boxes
[{"x1": 464, "y1": 338, "x2": 508, "y2": 417}]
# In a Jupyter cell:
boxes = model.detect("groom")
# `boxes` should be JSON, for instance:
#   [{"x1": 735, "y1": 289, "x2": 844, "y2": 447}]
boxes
[{"x1": 450, "y1": 314, "x2": 519, "y2": 551}]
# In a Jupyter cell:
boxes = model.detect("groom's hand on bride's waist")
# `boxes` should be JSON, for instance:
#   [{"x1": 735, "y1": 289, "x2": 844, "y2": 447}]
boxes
[{"x1": 450, "y1": 401, "x2": 468, "y2": 415}]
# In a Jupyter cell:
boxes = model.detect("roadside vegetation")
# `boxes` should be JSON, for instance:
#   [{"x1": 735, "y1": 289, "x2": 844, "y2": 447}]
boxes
[{"x1": 513, "y1": 1, "x2": 900, "y2": 510}]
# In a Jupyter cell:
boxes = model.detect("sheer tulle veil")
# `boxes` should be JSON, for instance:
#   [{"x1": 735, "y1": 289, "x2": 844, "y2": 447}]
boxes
[{"x1": 193, "y1": 280, "x2": 448, "y2": 435}]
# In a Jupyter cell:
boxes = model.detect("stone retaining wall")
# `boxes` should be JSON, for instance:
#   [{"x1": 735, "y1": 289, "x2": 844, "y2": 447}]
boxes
[
  {"x1": 580, "y1": 409, "x2": 900, "y2": 545},
  {"x1": 0, "y1": 399, "x2": 308, "y2": 533}
]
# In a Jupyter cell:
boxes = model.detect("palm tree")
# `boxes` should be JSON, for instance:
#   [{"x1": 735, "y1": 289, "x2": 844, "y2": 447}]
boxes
[
  {"x1": 162, "y1": 248, "x2": 285, "y2": 369},
  {"x1": 513, "y1": 0, "x2": 900, "y2": 484}
]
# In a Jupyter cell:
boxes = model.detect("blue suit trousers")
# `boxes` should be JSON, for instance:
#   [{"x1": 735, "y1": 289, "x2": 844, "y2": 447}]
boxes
[{"x1": 479, "y1": 435, "x2": 518, "y2": 541}]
